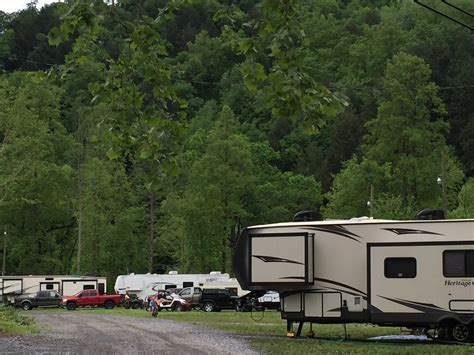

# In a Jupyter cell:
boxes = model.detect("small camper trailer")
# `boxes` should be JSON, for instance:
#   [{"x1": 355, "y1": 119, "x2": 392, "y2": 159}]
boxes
[
  {"x1": 0, "y1": 275, "x2": 107, "y2": 301},
  {"x1": 233, "y1": 214, "x2": 474, "y2": 342}
]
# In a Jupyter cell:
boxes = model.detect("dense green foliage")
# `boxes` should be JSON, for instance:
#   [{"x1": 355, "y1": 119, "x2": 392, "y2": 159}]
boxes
[{"x1": 0, "y1": 0, "x2": 473, "y2": 280}]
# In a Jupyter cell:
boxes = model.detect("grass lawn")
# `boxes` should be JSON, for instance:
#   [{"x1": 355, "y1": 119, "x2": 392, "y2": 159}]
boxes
[
  {"x1": 34, "y1": 307, "x2": 474, "y2": 353},
  {"x1": 0, "y1": 305, "x2": 38, "y2": 335}
]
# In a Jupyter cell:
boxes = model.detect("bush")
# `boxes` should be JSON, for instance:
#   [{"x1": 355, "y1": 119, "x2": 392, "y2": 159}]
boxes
[{"x1": 0, "y1": 304, "x2": 35, "y2": 334}]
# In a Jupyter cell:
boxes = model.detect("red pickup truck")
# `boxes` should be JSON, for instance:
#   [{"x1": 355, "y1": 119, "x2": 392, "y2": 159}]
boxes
[{"x1": 61, "y1": 289, "x2": 122, "y2": 310}]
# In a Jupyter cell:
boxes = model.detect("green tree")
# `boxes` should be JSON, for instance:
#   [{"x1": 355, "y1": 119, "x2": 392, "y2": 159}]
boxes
[
  {"x1": 179, "y1": 106, "x2": 255, "y2": 272},
  {"x1": 79, "y1": 158, "x2": 146, "y2": 279},
  {"x1": 0, "y1": 73, "x2": 76, "y2": 274},
  {"x1": 451, "y1": 178, "x2": 474, "y2": 219},
  {"x1": 326, "y1": 53, "x2": 464, "y2": 219}
]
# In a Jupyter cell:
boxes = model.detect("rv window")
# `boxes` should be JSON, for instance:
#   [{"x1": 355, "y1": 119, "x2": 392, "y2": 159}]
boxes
[
  {"x1": 183, "y1": 282, "x2": 193, "y2": 288},
  {"x1": 443, "y1": 250, "x2": 474, "y2": 277},
  {"x1": 46, "y1": 284, "x2": 54, "y2": 290},
  {"x1": 468, "y1": 251, "x2": 474, "y2": 275},
  {"x1": 384, "y1": 258, "x2": 416, "y2": 278}
]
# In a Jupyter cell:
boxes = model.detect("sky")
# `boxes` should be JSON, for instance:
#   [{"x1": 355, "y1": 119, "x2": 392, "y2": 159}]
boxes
[{"x1": 0, "y1": 0, "x2": 58, "y2": 13}]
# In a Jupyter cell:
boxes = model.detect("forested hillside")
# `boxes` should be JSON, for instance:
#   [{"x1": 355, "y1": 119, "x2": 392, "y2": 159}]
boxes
[{"x1": 0, "y1": 0, "x2": 473, "y2": 282}]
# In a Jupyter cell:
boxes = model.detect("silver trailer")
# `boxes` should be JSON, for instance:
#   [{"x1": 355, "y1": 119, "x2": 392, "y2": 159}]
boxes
[
  {"x1": 0, "y1": 275, "x2": 107, "y2": 301},
  {"x1": 233, "y1": 215, "x2": 474, "y2": 342}
]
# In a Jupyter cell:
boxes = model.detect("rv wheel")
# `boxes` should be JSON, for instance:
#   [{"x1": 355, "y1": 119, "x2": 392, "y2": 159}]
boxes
[
  {"x1": 436, "y1": 326, "x2": 450, "y2": 341},
  {"x1": 452, "y1": 324, "x2": 470, "y2": 342}
]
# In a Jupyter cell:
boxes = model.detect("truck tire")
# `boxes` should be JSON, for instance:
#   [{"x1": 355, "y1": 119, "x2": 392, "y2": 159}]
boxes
[
  {"x1": 21, "y1": 301, "x2": 33, "y2": 311},
  {"x1": 174, "y1": 303, "x2": 182, "y2": 312},
  {"x1": 104, "y1": 300, "x2": 115, "y2": 309},
  {"x1": 203, "y1": 301, "x2": 215, "y2": 312},
  {"x1": 66, "y1": 302, "x2": 76, "y2": 311}
]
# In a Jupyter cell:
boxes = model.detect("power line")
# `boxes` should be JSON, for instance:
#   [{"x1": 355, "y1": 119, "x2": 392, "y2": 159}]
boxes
[
  {"x1": 0, "y1": 55, "x2": 472, "y2": 91},
  {"x1": 439, "y1": 85, "x2": 474, "y2": 90},
  {"x1": 442, "y1": 0, "x2": 473, "y2": 18},
  {"x1": 0, "y1": 54, "x2": 56, "y2": 67},
  {"x1": 414, "y1": 0, "x2": 473, "y2": 31}
]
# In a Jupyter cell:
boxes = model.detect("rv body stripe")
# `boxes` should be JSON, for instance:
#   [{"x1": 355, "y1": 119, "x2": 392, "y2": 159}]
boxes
[
  {"x1": 368, "y1": 304, "x2": 383, "y2": 313},
  {"x1": 382, "y1": 228, "x2": 443, "y2": 236},
  {"x1": 378, "y1": 295, "x2": 448, "y2": 313},
  {"x1": 280, "y1": 276, "x2": 366, "y2": 297},
  {"x1": 303, "y1": 226, "x2": 362, "y2": 243},
  {"x1": 313, "y1": 277, "x2": 367, "y2": 296},
  {"x1": 253, "y1": 255, "x2": 304, "y2": 265},
  {"x1": 324, "y1": 286, "x2": 367, "y2": 300}
]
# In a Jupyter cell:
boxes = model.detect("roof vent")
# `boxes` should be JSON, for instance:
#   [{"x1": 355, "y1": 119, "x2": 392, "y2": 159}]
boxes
[
  {"x1": 209, "y1": 271, "x2": 221, "y2": 275},
  {"x1": 168, "y1": 271, "x2": 178, "y2": 275},
  {"x1": 293, "y1": 210, "x2": 322, "y2": 222},
  {"x1": 416, "y1": 208, "x2": 445, "y2": 220}
]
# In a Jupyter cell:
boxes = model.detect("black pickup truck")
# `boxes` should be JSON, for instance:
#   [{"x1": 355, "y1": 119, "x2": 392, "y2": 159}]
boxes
[
  {"x1": 14, "y1": 290, "x2": 61, "y2": 310},
  {"x1": 199, "y1": 288, "x2": 239, "y2": 312}
]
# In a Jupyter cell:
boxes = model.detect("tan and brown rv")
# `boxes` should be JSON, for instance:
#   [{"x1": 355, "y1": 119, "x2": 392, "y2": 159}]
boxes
[{"x1": 233, "y1": 212, "x2": 474, "y2": 342}]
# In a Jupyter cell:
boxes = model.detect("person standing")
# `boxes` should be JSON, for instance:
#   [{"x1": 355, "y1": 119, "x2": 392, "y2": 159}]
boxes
[{"x1": 149, "y1": 296, "x2": 158, "y2": 317}]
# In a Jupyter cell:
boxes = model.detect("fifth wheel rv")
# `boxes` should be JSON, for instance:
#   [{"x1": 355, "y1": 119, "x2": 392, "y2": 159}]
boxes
[
  {"x1": 233, "y1": 211, "x2": 474, "y2": 342},
  {"x1": 0, "y1": 275, "x2": 107, "y2": 302}
]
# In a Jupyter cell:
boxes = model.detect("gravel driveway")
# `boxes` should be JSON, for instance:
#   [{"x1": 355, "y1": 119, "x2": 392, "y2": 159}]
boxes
[{"x1": 0, "y1": 312, "x2": 260, "y2": 354}]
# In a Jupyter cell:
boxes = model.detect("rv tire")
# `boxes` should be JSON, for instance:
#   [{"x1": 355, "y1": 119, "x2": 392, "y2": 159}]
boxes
[
  {"x1": 203, "y1": 302, "x2": 215, "y2": 312},
  {"x1": 66, "y1": 302, "x2": 76, "y2": 311},
  {"x1": 21, "y1": 301, "x2": 33, "y2": 311},
  {"x1": 451, "y1": 323, "x2": 470, "y2": 342}
]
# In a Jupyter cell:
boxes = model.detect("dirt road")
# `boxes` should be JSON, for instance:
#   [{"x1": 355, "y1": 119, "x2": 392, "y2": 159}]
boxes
[{"x1": 0, "y1": 312, "x2": 260, "y2": 354}]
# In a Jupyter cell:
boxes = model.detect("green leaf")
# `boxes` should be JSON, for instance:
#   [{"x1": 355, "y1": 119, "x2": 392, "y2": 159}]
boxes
[{"x1": 106, "y1": 150, "x2": 120, "y2": 160}]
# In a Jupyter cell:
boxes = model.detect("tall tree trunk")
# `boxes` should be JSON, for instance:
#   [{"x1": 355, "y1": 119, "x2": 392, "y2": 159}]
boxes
[
  {"x1": 221, "y1": 227, "x2": 227, "y2": 273},
  {"x1": 148, "y1": 192, "x2": 155, "y2": 273},
  {"x1": 2, "y1": 230, "x2": 6, "y2": 276},
  {"x1": 77, "y1": 173, "x2": 83, "y2": 274}
]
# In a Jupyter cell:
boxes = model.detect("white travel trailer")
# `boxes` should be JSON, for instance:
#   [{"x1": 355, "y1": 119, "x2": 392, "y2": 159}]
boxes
[
  {"x1": 0, "y1": 275, "x2": 107, "y2": 301},
  {"x1": 114, "y1": 271, "x2": 242, "y2": 300},
  {"x1": 233, "y1": 212, "x2": 474, "y2": 342}
]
